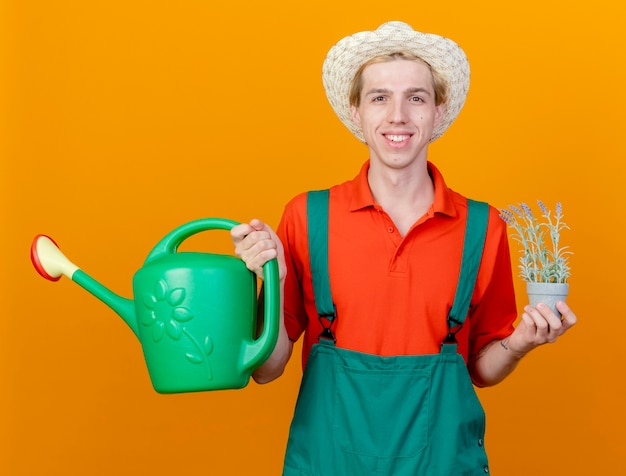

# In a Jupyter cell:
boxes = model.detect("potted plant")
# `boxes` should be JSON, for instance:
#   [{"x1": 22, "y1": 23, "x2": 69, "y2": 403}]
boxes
[{"x1": 500, "y1": 201, "x2": 571, "y2": 316}]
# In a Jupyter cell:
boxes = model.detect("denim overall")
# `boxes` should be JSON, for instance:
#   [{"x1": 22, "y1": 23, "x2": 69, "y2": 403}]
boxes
[{"x1": 282, "y1": 191, "x2": 491, "y2": 476}]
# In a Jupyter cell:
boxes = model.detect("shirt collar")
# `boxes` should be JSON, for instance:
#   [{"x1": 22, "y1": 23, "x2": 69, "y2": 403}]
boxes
[{"x1": 349, "y1": 160, "x2": 457, "y2": 218}]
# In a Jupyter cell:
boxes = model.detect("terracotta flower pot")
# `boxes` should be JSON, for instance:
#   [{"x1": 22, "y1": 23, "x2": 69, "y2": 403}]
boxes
[{"x1": 526, "y1": 282, "x2": 569, "y2": 317}]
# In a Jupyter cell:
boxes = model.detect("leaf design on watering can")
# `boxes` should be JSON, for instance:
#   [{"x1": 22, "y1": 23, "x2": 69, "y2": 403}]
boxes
[
  {"x1": 185, "y1": 338, "x2": 213, "y2": 380},
  {"x1": 165, "y1": 319, "x2": 183, "y2": 341},
  {"x1": 142, "y1": 294, "x2": 157, "y2": 308},
  {"x1": 172, "y1": 307, "x2": 193, "y2": 322},
  {"x1": 185, "y1": 352, "x2": 203, "y2": 364},
  {"x1": 154, "y1": 279, "x2": 168, "y2": 301},
  {"x1": 184, "y1": 336, "x2": 214, "y2": 364},
  {"x1": 167, "y1": 288, "x2": 185, "y2": 306},
  {"x1": 141, "y1": 310, "x2": 157, "y2": 326},
  {"x1": 152, "y1": 320, "x2": 166, "y2": 342},
  {"x1": 204, "y1": 336, "x2": 213, "y2": 355}
]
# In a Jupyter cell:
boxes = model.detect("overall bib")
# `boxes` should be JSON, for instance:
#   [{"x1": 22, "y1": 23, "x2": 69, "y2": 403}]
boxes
[{"x1": 283, "y1": 191, "x2": 491, "y2": 476}]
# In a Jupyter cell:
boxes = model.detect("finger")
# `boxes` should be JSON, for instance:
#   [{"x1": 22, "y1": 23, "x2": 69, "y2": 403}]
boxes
[
  {"x1": 247, "y1": 247, "x2": 278, "y2": 269},
  {"x1": 249, "y1": 218, "x2": 267, "y2": 232},
  {"x1": 237, "y1": 232, "x2": 277, "y2": 267},
  {"x1": 556, "y1": 301, "x2": 577, "y2": 330},
  {"x1": 230, "y1": 223, "x2": 255, "y2": 243},
  {"x1": 243, "y1": 229, "x2": 273, "y2": 247},
  {"x1": 518, "y1": 310, "x2": 535, "y2": 330},
  {"x1": 525, "y1": 304, "x2": 564, "y2": 343},
  {"x1": 536, "y1": 303, "x2": 564, "y2": 332},
  {"x1": 523, "y1": 305, "x2": 550, "y2": 335}
]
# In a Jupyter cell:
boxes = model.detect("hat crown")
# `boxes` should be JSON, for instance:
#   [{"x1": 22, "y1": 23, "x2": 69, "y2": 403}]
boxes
[{"x1": 378, "y1": 21, "x2": 413, "y2": 33}]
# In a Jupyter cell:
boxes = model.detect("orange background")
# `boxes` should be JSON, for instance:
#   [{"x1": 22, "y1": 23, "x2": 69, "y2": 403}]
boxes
[{"x1": 2, "y1": 1, "x2": 625, "y2": 474}]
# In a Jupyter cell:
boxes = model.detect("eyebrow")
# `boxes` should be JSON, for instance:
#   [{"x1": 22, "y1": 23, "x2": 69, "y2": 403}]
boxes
[
  {"x1": 405, "y1": 87, "x2": 432, "y2": 96},
  {"x1": 364, "y1": 87, "x2": 433, "y2": 96}
]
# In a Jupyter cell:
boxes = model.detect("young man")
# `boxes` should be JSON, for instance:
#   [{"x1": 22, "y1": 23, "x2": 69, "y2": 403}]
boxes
[{"x1": 232, "y1": 21, "x2": 577, "y2": 475}]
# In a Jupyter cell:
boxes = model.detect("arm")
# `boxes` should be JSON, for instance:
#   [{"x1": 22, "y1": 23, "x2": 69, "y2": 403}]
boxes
[
  {"x1": 468, "y1": 300, "x2": 577, "y2": 387},
  {"x1": 231, "y1": 219, "x2": 293, "y2": 384}
]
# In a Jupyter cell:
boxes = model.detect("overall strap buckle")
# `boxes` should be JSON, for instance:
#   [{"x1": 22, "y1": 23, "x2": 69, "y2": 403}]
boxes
[
  {"x1": 442, "y1": 323, "x2": 462, "y2": 345},
  {"x1": 318, "y1": 310, "x2": 337, "y2": 344},
  {"x1": 441, "y1": 323, "x2": 463, "y2": 354}
]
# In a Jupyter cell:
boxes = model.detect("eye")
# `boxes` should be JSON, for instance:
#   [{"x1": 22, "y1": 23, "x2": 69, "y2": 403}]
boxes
[
  {"x1": 372, "y1": 96, "x2": 386, "y2": 102},
  {"x1": 410, "y1": 96, "x2": 425, "y2": 103}
]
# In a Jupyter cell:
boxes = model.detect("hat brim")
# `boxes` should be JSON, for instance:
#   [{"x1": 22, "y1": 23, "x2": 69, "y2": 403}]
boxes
[{"x1": 322, "y1": 21, "x2": 470, "y2": 143}]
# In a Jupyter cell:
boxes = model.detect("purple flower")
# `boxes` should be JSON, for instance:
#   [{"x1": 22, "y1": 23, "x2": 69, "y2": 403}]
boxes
[
  {"x1": 537, "y1": 200, "x2": 548, "y2": 214},
  {"x1": 499, "y1": 209, "x2": 516, "y2": 225}
]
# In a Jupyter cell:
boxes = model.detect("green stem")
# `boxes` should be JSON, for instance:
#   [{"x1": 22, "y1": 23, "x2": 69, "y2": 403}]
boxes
[{"x1": 183, "y1": 329, "x2": 212, "y2": 380}]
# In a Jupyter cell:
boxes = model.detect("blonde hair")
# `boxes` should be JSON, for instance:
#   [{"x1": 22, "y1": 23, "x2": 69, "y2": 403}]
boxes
[{"x1": 349, "y1": 51, "x2": 448, "y2": 108}]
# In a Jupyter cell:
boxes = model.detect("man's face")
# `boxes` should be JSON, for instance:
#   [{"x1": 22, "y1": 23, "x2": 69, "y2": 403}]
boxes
[{"x1": 350, "y1": 60, "x2": 444, "y2": 171}]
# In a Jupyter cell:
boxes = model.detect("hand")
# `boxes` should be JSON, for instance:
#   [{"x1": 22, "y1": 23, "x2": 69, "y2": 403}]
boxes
[
  {"x1": 506, "y1": 301, "x2": 577, "y2": 357},
  {"x1": 231, "y1": 219, "x2": 286, "y2": 281}
]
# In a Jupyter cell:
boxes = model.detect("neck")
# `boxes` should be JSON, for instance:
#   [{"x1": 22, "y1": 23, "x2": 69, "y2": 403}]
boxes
[{"x1": 367, "y1": 159, "x2": 435, "y2": 236}]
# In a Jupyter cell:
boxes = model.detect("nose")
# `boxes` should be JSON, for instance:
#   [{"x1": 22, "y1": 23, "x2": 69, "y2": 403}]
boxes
[{"x1": 387, "y1": 99, "x2": 408, "y2": 123}]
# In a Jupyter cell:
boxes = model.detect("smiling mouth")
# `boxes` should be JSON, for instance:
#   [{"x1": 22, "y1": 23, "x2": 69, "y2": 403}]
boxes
[{"x1": 384, "y1": 134, "x2": 411, "y2": 143}]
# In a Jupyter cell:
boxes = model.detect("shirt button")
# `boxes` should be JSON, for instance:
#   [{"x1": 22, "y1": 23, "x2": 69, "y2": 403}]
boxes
[
  {"x1": 478, "y1": 438, "x2": 483, "y2": 447},
  {"x1": 483, "y1": 465, "x2": 489, "y2": 473},
  {"x1": 387, "y1": 226, "x2": 394, "y2": 233}
]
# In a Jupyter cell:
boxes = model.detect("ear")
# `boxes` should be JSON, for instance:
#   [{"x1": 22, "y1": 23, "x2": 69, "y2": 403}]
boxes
[
  {"x1": 433, "y1": 104, "x2": 444, "y2": 127},
  {"x1": 350, "y1": 105, "x2": 361, "y2": 127}
]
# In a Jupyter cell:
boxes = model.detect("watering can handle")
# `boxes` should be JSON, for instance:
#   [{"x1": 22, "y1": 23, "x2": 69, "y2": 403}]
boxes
[{"x1": 144, "y1": 217, "x2": 240, "y2": 262}]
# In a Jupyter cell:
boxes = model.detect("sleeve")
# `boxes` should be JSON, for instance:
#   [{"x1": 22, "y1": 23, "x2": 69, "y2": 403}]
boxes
[
  {"x1": 276, "y1": 193, "x2": 309, "y2": 342},
  {"x1": 468, "y1": 206, "x2": 518, "y2": 357}
]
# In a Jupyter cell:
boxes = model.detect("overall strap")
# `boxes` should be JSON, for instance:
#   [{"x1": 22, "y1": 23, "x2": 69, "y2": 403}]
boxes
[
  {"x1": 446, "y1": 199, "x2": 490, "y2": 333},
  {"x1": 307, "y1": 190, "x2": 336, "y2": 342},
  {"x1": 307, "y1": 191, "x2": 489, "y2": 344}
]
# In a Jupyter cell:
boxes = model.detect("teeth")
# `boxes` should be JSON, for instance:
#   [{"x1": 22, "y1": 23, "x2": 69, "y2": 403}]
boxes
[{"x1": 386, "y1": 135, "x2": 409, "y2": 142}]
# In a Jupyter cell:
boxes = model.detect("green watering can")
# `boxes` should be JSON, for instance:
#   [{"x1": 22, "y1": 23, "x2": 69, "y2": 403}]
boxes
[{"x1": 30, "y1": 218, "x2": 280, "y2": 394}]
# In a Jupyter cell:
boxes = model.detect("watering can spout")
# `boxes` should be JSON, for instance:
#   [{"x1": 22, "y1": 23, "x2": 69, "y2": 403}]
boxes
[
  {"x1": 31, "y1": 235, "x2": 139, "y2": 337},
  {"x1": 72, "y1": 271, "x2": 138, "y2": 337}
]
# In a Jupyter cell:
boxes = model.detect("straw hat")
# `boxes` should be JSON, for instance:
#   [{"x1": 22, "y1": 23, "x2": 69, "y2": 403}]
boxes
[{"x1": 322, "y1": 21, "x2": 470, "y2": 143}]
